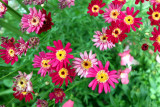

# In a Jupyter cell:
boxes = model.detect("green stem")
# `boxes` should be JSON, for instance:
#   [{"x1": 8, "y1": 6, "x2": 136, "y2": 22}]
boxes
[{"x1": 140, "y1": 2, "x2": 142, "y2": 12}]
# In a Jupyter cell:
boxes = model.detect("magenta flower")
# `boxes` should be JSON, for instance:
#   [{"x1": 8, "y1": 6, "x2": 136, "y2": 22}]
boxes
[
  {"x1": 58, "y1": 0, "x2": 75, "y2": 9},
  {"x1": 36, "y1": 99, "x2": 48, "y2": 107},
  {"x1": 103, "y1": 3, "x2": 124, "y2": 23},
  {"x1": 92, "y1": 27, "x2": 115, "y2": 51},
  {"x1": 62, "y1": 99, "x2": 74, "y2": 107},
  {"x1": 21, "y1": 7, "x2": 45, "y2": 34},
  {"x1": 118, "y1": 67, "x2": 131, "y2": 84},
  {"x1": 0, "y1": 0, "x2": 8, "y2": 17},
  {"x1": 33, "y1": 51, "x2": 53, "y2": 77},
  {"x1": 73, "y1": 50, "x2": 98, "y2": 78},
  {"x1": 87, "y1": 61, "x2": 119, "y2": 94},
  {"x1": 46, "y1": 40, "x2": 74, "y2": 70}
]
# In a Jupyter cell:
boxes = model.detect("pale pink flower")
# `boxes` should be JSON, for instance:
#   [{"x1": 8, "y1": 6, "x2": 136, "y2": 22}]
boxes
[
  {"x1": 0, "y1": 0, "x2": 8, "y2": 17},
  {"x1": 73, "y1": 50, "x2": 98, "y2": 78},
  {"x1": 62, "y1": 99, "x2": 74, "y2": 107},
  {"x1": 118, "y1": 67, "x2": 131, "y2": 84},
  {"x1": 92, "y1": 27, "x2": 115, "y2": 51},
  {"x1": 150, "y1": 0, "x2": 160, "y2": 5}
]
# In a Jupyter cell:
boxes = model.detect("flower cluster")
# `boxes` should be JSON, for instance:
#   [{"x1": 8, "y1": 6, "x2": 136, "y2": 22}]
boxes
[
  {"x1": 23, "y1": 0, "x2": 47, "y2": 5},
  {"x1": 58, "y1": 0, "x2": 75, "y2": 9},
  {"x1": 0, "y1": 0, "x2": 8, "y2": 17}
]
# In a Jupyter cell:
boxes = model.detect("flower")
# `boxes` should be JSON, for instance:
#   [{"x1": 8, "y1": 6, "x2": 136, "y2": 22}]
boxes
[
  {"x1": 36, "y1": 99, "x2": 48, "y2": 107},
  {"x1": 135, "y1": 0, "x2": 149, "y2": 4},
  {"x1": 38, "y1": 9, "x2": 54, "y2": 34},
  {"x1": 1, "y1": 36, "x2": 8, "y2": 43},
  {"x1": 62, "y1": 99, "x2": 74, "y2": 107},
  {"x1": 50, "y1": 64, "x2": 76, "y2": 86},
  {"x1": 150, "y1": 27, "x2": 160, "y2": 52},
  {"x1": 73, "y1": 51, "x2": 98, "y2": 78},
  {"x1": 33, "y1": 51, "x2": 53, "y2": 77},
  {"x1": 118, "y1": 7, "x2": 143, "y2": 32},
  {"x1": 15, "y1": 37, "x2": 29, "y2": 57},
  {"x1": 106, "y1": 21, "x2": 128, "y2": 44},
  {"x1": 112, "y1": 0, "x2": 126, "y2": 5},
  {"x1": 12, "y1": 71, "x2": 34, "y2": 102},
  {"x1": 147, "y1": 4, "x2": 160, "y2": 26},
  {"x1": 46, "y1": 40, "x2": 74, "y2": 70},
  {"x1": 21, "y1": 7, "x2": 45, "y2": 34},
  {"x1": 23, "y1": 0, "x2": 47, "y2": 5},
  {"x1": 150, "y1": 0, "x2": 160, "y2": 5},
  {"x1": 58, "y1": 0, "x2": 75, "y2": 9},
  {"x1": 28, "y1": 37, "x2": 40, "y2": 49},
  {"x1": 87, "y1": 0, "x2": 106, "y2": 17},
  {"x1": 23, "y1": 0, "x2": 32, "y2": 5},
  {"x1": 103, "y1": 3, "x2": 124, "y2": 23},
  {"x1": 0, "y1": 0, "x2": 8, "y2": 17},
  {"x1": 87, "y1": 61, "x2": 119, "y2": 94},
  {"x1": 49, "y1": 88, "x2": 66, "y2": 104},
  {"x1": 141, "y1": 43, "x2": 149, "y2": 51},
  {"x1": 118, "y1": 67, "x2": 131, "y2": 84},
  {"x1": 0, "y1": 42, "x2": 18, "y2": 65}
]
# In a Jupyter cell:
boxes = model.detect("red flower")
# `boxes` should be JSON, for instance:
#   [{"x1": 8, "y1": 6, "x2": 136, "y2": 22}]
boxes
[
  {"x1": 112, "y1": 0, "x2": 126, "y2": 5},
  {"x1": 106, "y1": 21, "x2": 128, "y2": 44},
  {"x1": 87, "y1": 0, "x2": 106, "y2": 17},
  {"x1": 118, "y1": 7, "x2": 143, "y2": 32},
  {"x1": 150, "y1": 27, "x2": 160, "y2": 52},
  {"x1": 135, "y1": 0, "x2": 149, "y2": 4},
  {"x1": 141, "y1": 43, "x2": 149, "y2": 51},
  {"x1": 49, "y1": 88, "x2": 65, "y2": 104},
  {"x1": 0, "y1": 42, "x2": 18, "y2": 65},
  {"x1": 38, "y1": 9, "x2": 54, "y2": 34},
  {"x1": 147, "y1": 4, "x2": 160, "y2": 26},
  {"x1": 50, "y1": 64, "x2": 76, "y2": 87}
]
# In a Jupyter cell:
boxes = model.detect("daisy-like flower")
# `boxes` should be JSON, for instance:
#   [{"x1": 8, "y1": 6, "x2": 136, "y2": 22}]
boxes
[
  {"x1": 92, "y1": 27, "x2": 115, "y2": 50},
  {"x1": 135, "y1": 0, "x2": 149, "y2": 4},
  {"x1": 38, "y1": 9, "x2": 54, "y2": 34},
  {"x1": 87, "y1": 61, "x2": 119, "y2": 94},
  {"x1": 62, "y1": 99, "x2": 74, "y2": 107},
  {"x1": 23, "y1": 0, "x2": 33, "y2": 5},
  {"x1": 49, "y1": 88, "x2": 66, "y2": 104},
  {"x1": 150, "y1": 27, "x2": 160, "y2": 52},
  {"x1": 58, "y1": 0, "x2": 75, "y2": 9},
  {"x1": 0, "y1": 42, "x2": 18, "y2": 65},
  {"x1": 34, "y1": 0, "x2": 47, "y2": 5},
  {"x1": 12, "y1": 71, "x2": 34, "y2": 102},
  {"x1": 21, "y1": 7, "x2": 45, "y2": 34},
  {"x1": 46, "y1": 40, "x2": 74, "y2": 70},
  {"x1": 33, "y1": 51, "x2": 52, "y2": 77},
  {"x1": 87, "y1": 0, "x2": 106, "y2": 17},
  {"x1": 50, "y1": 64, "x2": 76, "y2": 86},
  {"x1": 106, "y1": 21, "x2": 128, "y2": 44},
  {"x1": 118, "y1": 67, "x2": 131, "y2": 84},
  {"x1": 103, "y1": 3, "x2": 124, "y2": 23},
  {"x1": 28, "y1": 37, "x2": 40, "y2": 49},
  {"x1": 0, "y1": 0, "x2": 8, "y2": 17},
  {"x1": 141, "y1": 43, "x2": 149, "y2": 51},
  {"x1": 1, "y1": 36, "x2": 8, "y2": 43},
  {"x1": 15, "y1": 37, "x2": 29, "y2": 57},
  {"x1": 112, "y1": 0, "x2": 126, "y2": 5},
  {"x1": 150, "y1": 0, "x2": 160, "y2": 5},
  {"x1": 147, "y1": 4, "x2": 160, "y2": 26},
  {"x1": 73, "y1": 51, "x2": 98, "y2": 77},
  {"x1": 118, "y1": 7, "x2": 143, "y2": 32},
  {"x1": 36, "y1": 99, "x2": 48, "y2": 107}
]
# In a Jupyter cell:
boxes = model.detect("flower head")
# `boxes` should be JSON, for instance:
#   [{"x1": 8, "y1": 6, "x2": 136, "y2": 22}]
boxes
[
  {"x1": 1, "y1": 36, "x2": 8, "y2": 43},
  {"x1": 87, "y1": 0, "x2": 106, "y2": 17},
  {"x1": 0, "y1": 0, "x2": 8, "y2": 17},
  {"x1": 135, "y1": 0, "x2": 149, "y2": 4},
  {"x1": 118, "y1": 7, "x2": 143, "y2": 32},
  {"x1": 150, "y1": 0, "x2": 160, "y2": 5},
  {"x1": 87, "y1": 61, "x2": 119, "y2": 94},
  {"x1": 62, "y1": 99, "x2": 74, "y2": 107},
  {"x1": 118, "y1": 67, "x2": 131, "y2": 84},
  {"x1": 112, "y1": 0, "x2": 126, "y2": 5},
  {"x1": 28, "y1": 37, "x2": 40, "y2": 49},
  {"x1": 49, "y1": 88, "x2": 65, "y2": 104},
  {"x1": 58, "y1": 0, "x2": 75, "y2": 9},
  {"x1": 46, "y1": 40, "x2": 74, "y2": 70},
  {"x1": 73, "y1": 50, "x2": 98, "y2": 78},
  {"x1": 141, "y1": 43, "x2": 149, "y2": 51},
  {"x1": 36, "y1": 99, "x2": 48, "y2": 107},
  {"x1": 23, "y1": 0, "x2": 47, "y2": 5},
  {"x1": 21, "y1": 7, "x2": 45, "y2": 34}
]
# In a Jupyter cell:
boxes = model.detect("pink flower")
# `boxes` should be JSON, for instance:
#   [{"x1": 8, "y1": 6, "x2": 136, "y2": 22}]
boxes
[
  {"x1": 92, "y1": 27, "x2": 115, "y2": 51},
  {"x1": 103, "y1": 3, "x2": 124, "y2": 23},
  {"x1": 62, "y1": 99, "x2": 74, "y2": 107},
  {"x1": 0, "y1": 0, "x2": 8, "y2": 17},
  {"x1": 46, "y1": 40, "x2": 74, "y2": 71},
  {"x1": 118, "y1": 67, "x2": 131, "y2": 84},
  {"x1": 150, "y1": 0, "x2": 160, "y2": 5},
  {"x1": 21, "y1": 7, "x2": 45, "y2": 34},
  {"x1": 87, "y1": 61, "x2": 119, "y2": 94},
  {"x1": 58, "y1": 0, "x2": 75, "y2": 9},
  {"x1": 36, "y1": 99, "x2": 48, "y2": 107},
  {"x1": 73, "y1": 50, "x2": 98, "y2": 78},
  {"x1": 33, "y1": 51, "x2": 53, "y2": 77}
]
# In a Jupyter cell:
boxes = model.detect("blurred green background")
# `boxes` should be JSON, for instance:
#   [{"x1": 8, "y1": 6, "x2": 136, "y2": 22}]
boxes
[{"x1": 0, "y1": 0, "x2": 160, "y2": 106}]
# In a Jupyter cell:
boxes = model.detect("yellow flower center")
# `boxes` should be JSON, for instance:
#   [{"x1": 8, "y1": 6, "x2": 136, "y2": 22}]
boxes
[
  {"x1": 156, "y1": 0, "x2": 160, "y2": 3},
  {"x1": 152, "y1": 12, "x2": 160, "y2": 21},
  {"x1": 96, "y1": 70, "x2": 109, "y2": 83},
  {"x1": 21, "y1": 92, "x2": 28, "y2": 95},
  {"x1": 81, "y1": 60, "x2": 92, "y2": 70},
  {"x1": 56, "y1": 49, "x2": 66, "y2": 61},
  {"x1": 100, "y1": 34, "x2": 108, "y2": 43},
  {"x1": 112, "y1": 28, "x2": 122, "y2": 38},
  {"x1": 41, "y1": 59, "x2": 50, "y2": 68},
  {"x1": 110, "y1": 9, "x2": 119, "y2": 19},
  {"x1": 118, "y1": 0, "x2": 124, "y2": 1},
  {"x1": 92, "y1": 5, "x2": 100, "y2": 13},
  {"x1": 8, "y1": 49, "x2": 15, "y2": 57},
  {"x1": 156, "y1": 35, "x2": 160, "y2": 43},
  {"x1": 58, "y1": 68, "x2": 68, "y2": 79},
  {"x1": 0, "y1": 3, "x2": 5, "y2": 12},
  {"x1": 30, "y1": 16, "x2": 40, "y2": 26},
  {"x1": 124, "y1": 15, "x2": 134, "y2": 25},
  {"x1": 17, "y1": 77, "x2": 27, "y2": 89}
]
